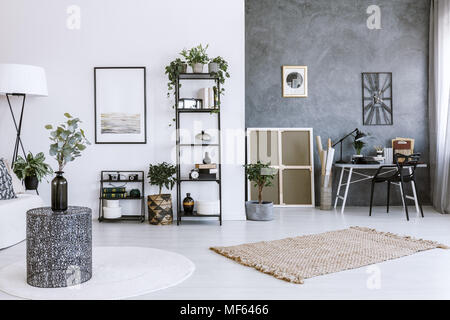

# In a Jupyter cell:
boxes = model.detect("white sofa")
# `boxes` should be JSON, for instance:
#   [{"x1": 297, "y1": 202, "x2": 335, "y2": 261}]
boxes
[{"x1": 0, "y1": 193, "x2": 44, "y2": 249}]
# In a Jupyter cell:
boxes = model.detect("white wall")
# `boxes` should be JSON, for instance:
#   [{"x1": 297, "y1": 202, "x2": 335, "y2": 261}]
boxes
[{"x1": 0, "y1": 0, "x2": 246, "y2": 220}]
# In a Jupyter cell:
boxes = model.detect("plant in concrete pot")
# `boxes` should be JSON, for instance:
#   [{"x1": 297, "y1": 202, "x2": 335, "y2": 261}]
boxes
[
  {"x1": 13, "y1": 152, "x2": 53, "y2": 191},
  {"x1": 45, "y1": 113, "x2": 90, "y2": 211},
  {"x1": 147, "y1": 162, "x2": 177, "y2": 225},
  {"x1": 180, "y1": 44, "x2": 209, "y2": 73},
  {"x1": 244, "y1": 161, "x2": 277, "y2": 221}
]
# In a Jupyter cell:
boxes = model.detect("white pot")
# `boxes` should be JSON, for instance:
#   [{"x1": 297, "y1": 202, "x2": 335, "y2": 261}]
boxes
[
  {"x1": 192, "y1": 63, "x2": 204, "y2": 73},
  {"x1": 104, "y1": 200, "x2": 120, "y2": 208},
  {"x1": 197, "y1": 200, "x2": 219, "y2": 215},
  {"x1": 103, "y1": 206, "x2": 122, "y2": 219}
]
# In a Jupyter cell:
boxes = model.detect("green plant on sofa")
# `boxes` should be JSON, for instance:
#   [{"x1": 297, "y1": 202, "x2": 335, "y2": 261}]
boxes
[
  {"x1": 13, "y1": 152, "x2": 53, "y2": 182},
  {"x1": 244, "y1": 161, "x2": 276, "y2": 204},
  {"x1": 45, "y1": 113, "x2": 90, "y2": 172},
  {"x1": 147, "y1": 162, "x2": 177, "y2": 195}
]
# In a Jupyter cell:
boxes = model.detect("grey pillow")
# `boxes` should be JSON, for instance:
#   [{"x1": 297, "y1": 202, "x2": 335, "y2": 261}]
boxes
[{"x1": 0, "y1": 159, "x2": 17, "y2": 200}]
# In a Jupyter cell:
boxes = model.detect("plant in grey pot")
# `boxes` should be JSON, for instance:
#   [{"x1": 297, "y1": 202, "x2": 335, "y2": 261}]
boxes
[
  {"x1": 45, "y1": 113, "x2": 90, "y2": 211},
  {"x1": 13, "y1": 152, "x2": 53, "y2": 191},
  {"x1": 147, "y1": 162, "x2": 177, "y2": 225},
  {"x1": 244, "y1": 161, "x2": 277, "y2": 221},
  {"x1": 180, "y1": 44, "x2": 209, "y2": 73}
]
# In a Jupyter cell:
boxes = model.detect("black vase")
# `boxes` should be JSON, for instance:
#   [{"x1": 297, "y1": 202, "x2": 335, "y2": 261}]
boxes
[
  {"x1": 24, "y1": 176, "x2": 39, "y2": 190},
  {"x1": 183, "y1": 193, "x2": 194, "y2": 215},
  {"x1": 51, "y1": 171, "x2": 68, "y2": 212}
]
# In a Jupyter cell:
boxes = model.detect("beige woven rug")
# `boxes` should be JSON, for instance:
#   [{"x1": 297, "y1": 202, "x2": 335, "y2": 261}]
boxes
[{"x1": 210, "y1": 227, "x2": 448, "y2": 284}]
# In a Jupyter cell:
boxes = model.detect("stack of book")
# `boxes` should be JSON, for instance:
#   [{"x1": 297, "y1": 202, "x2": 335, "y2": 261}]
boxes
[
  {"x1": 102, "y1": 187, "x2": 128, "y2": 199},
  {"x1": 195, "y1": 164, "x2": 217, "y2": 180}
]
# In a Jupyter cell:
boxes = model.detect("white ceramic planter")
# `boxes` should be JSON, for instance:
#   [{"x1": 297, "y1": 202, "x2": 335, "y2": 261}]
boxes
[{"x1": 192, "y1": 63, "x2": 204, "y2": 73}]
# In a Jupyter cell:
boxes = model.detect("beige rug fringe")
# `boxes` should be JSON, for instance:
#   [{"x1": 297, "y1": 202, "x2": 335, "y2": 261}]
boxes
[
  {"x1": 210, "y1": 246, "x2": 305, "y2": 284},
  {"x1": 350, "y1": 226, "x2": 450, "y2": 250}
]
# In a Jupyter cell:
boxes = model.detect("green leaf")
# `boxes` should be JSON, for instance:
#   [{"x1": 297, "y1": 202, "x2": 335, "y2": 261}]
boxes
[
  {"x1": 45, "y1": 125, "x2": 53, "y2": 130},
  {"x1": 64, "y1": 113, "x2": 72, "y2": 118}
]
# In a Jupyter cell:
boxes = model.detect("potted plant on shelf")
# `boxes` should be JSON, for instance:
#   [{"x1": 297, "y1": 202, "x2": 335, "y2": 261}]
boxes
[
  {"x1": 180, "y1": 44, "x2": 209, "y2": 73},
  {"x1": 13, "y1": 152, "x2": 53, "y2": 191},
  {"x1": 147, "y1": 162, "x2": 177, "y2": 225},
  {"x1": 165, "y1": 58, "x2": 187, "y2": 99},
  {"x1": 244, "y1": 161, "x2": 277, "y2": 221},
  {"x1": 45, "y1": 113, "x2": 90, "y2": 211}
]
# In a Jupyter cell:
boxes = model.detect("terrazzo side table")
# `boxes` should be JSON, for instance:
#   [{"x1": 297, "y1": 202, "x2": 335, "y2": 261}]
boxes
[{"x1": 26, "y1": 206, "x2": 92, "y2": 288}]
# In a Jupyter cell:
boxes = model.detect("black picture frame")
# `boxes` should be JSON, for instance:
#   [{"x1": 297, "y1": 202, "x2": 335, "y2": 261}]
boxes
[
  {"x1": 362, "y1": 72, "x2": 393, "y2": 126},
  {"x1": 94, "y1": 66, "x2": 147, "y2": 144}
]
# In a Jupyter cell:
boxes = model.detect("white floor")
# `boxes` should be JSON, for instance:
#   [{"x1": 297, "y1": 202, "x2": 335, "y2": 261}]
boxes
[{"x1": 1, "y1": 206, "x2": 450, "y2": 300}]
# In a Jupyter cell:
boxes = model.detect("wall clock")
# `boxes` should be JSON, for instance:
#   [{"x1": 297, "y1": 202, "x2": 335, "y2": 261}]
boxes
[{"x1": 362, "y1": 72, "x2": 393, "y2": 125}]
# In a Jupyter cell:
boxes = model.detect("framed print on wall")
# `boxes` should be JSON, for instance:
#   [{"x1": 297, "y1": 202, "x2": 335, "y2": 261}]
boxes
[
  {"x1": 282, "y1": 66, "x2": 308, "y2": 98},
  {"x1": 362, "y1": 72, "x2": 393, "y2": 126},
  {"x1": 94, "y1": 67, "x2": 147, "y2": 144}
]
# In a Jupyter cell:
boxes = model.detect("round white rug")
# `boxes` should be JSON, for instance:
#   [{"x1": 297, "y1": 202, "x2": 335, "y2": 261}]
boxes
[{"x1": 0, "y1": 246, "x2": 195, "y2": 300}]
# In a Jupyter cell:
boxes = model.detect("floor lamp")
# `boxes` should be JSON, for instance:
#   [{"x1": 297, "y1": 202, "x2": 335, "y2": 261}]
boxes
[{"x1": 0, "y1": 64, "x2": 48, "y2": 163}]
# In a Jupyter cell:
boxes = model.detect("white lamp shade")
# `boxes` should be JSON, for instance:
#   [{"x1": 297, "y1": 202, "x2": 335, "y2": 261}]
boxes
[{"x1": 0, "y1": 64, "x2": 48, "y2": 96}]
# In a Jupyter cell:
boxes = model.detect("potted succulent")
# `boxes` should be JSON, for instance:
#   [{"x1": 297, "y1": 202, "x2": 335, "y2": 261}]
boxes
[
  {"x1": 147, "y1": 162, "x2": 177, "y2": 225},
  {"x1": 45, "y1": 113, "x2": 90, "y2": 211},
  {"x1": 180, "y1": 44, "x2": 209, "y2": 73},
  {"x1": 13, "y1": 152, "x2": 53, "y2": 191},
  {"x1": 244, "y1": 161, "x2": 277, "y2": 221}
]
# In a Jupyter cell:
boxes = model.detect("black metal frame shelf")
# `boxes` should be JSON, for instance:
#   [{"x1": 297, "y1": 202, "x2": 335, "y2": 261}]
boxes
[
  {"x1": 175, "y1": 73, "x2": 222, "y2": 226},
  {"x1": 98, "y1": 170, "x2": 145, "y2": 223}
]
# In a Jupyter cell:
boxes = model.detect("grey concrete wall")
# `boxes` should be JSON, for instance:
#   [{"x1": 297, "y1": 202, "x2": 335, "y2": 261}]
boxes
[{"x1": 246, "y1": 0, "x2": 430, "y2": 206}]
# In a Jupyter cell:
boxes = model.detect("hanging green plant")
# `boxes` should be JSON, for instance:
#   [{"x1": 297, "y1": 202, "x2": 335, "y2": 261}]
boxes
[
  {"x1": 209, "y1": 56, "x2": 230, "y2": 111},
  {"x1": 165, "y1": 58, "x2": 187, "y2": 100}
]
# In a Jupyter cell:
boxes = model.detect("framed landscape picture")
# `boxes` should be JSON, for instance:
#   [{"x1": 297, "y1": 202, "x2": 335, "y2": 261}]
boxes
[
  {"x1": 282, "y1": 66, "x2": 308, "y2": 98},
  {"x1": 94, "y1": 67, "x2": 147, "y2": 144},
  {"x1": 362, "y1": 72, "x2": 393, "y2": 126}
]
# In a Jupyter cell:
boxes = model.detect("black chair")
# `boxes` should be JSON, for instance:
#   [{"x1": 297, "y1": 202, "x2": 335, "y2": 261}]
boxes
[{"x1": 369, "y1": 153, "x2": 424, "y2": 221}]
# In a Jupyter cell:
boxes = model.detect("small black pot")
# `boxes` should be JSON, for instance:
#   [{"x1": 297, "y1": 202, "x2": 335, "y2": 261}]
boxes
[
  {"x1": 24, "y1": 176, "x2": 39, "y2": 190},
  {"x1": 51, "y1": 171, "x2": 68, "y2": 212}
]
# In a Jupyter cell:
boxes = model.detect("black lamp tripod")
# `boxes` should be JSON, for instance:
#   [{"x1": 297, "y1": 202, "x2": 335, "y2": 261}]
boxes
[
  {"x1": 332, "y1": 128, "x2": 360, "y2": 164},
  {"x1": 6, "y1": 93, "x2": 27, "y2": 163}
]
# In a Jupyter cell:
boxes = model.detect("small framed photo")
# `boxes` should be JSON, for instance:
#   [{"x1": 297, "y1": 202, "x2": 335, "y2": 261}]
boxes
[{"x1": 282, "y1": 66, "x2": 308, "y2": 98}]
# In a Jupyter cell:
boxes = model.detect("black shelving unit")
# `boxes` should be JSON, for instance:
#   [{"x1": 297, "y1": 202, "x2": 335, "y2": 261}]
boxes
[
  {"x1": 175, "y1": 73, "x2": 222, "y2": 226},
  {"x1": 98, "y1": 170, "x2": 145, "y2": 223}
]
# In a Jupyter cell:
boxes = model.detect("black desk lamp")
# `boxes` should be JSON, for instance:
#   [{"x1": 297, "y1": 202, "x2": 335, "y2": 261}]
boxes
[{"x1": 332, "y1": 128, "x2": 365, "y2": 164}]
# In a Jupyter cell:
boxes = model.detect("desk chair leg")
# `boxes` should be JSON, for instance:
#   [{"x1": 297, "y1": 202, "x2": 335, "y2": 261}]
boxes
[
  {"x1": 399, "y1": 179, "x2": 410, "y2": 221},
  {"x1": 386, "y1": 181, "x2": 390, "y2": 213},
  {"x1": 369, "y1": 181, "x2": 375, "y2": 217},
  {"x1": 412, "y1": 179, "x2": 424, "y2": 218}
]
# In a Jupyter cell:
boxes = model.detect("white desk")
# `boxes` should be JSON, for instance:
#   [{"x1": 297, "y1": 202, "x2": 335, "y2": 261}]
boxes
[{"x1": 334, "y1": 163, "x2": 427, "y2": 214}]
